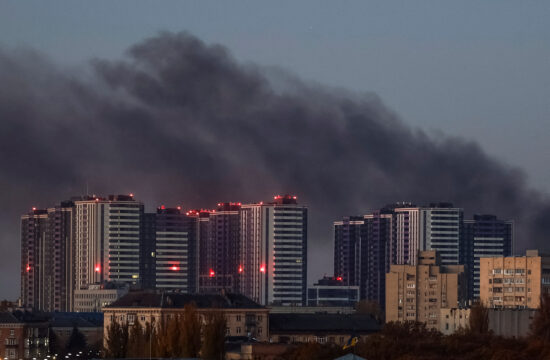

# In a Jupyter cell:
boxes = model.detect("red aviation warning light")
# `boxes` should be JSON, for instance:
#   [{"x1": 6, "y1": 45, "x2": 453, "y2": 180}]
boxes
[
  {"x1": 209, "y1": 269, "x2": 215, "y2": 277},
  {"x1": 336, "y1": 276, "x2": 343, "y2": 281},
  {"x1": 26, "y1": 265, "x2": 31, "y2": 272},
  {"x1": 260, "y1": 265, "x2": 266, "y2": 273},
  {"x1": 171, "y1": 265, "x2": 180, "y2": 271},
  {"x1": 238, "y1": 265, "x2": 243, "y2": 273},
  {"x1": 95, "y1": 265, "x2": 101, "y2": 273}
]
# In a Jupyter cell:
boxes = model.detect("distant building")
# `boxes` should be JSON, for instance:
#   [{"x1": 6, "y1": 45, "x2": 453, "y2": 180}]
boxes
[
  {"x1": 0, "y1": 311, "x2": 49, "y2": 360},
  {"x1": 239, "y1": 195, "x2": 308, "y2": 306},
  {"x1": 74, "y1": 195, "x2": 144, "y2": 288},
  {"x1": 103, "y1": 291, "x2": 269, "y2": 342},
  {"x1": 480, "y1": 250, "x2": 550, "y2": 309},
  {"x1": 488, "y1": 308, "x2": 536, "y2": 338},
  {"x1": 269, "y1": 313, "x2": 380, "y2": 345},
  {"x1": 48, "y1": 312, "x2": 103, "y2": 352},
  {"x1": 386, "y1": 250, "x2": 468, "y2": 329},
  {"x1": 73, "y1": 283, "x2": 129, "y2": 312},
  {"x1": 199, "y1": 203, "x2": 242, "y2": 294},
  {"x1": 439, "y1": 308, "x2": 470, "y2": 335},
  {"x1": 463, "y1": 214, "x2": 514, "y2": 299},
  {"x1": 307, "y1": 277, "x2": 359, "y2": 307},
  {"x1": 154, "y1": 206, "x2": 198, "y2": 292}
]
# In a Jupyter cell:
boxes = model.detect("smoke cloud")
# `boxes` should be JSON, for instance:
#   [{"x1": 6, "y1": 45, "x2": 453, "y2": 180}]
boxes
[{"x1": 1, "y1": 32, "x2": 549, "y2": 298}]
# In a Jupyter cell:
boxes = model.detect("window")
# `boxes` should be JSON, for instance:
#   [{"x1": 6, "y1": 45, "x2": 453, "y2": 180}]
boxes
[
  {"x1": 9, "y1": 329, "x2": 14, "y2": 336},
  {"x1": 236, "y1": 315, "x2": 241, "y2": 322},
  {"x1": 258, "y1": 327, "x2": 262, "y2": 334},
  {"x1": 236, "y1": 327, "x2": 241, "y2": 334}
]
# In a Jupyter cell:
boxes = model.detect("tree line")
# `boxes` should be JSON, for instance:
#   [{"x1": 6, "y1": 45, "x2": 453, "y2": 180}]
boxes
[
  {"x1": 287, "y1": 295, "x2": 550, "y2": 360},
  {"x1": 104, "y1": 304, "x2": 226, "y2": 360}
]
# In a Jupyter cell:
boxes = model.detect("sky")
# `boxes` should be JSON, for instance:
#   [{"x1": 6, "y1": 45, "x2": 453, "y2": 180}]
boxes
[{"x1": 0, "y1": 1, "x2": 549, "y2": 299}]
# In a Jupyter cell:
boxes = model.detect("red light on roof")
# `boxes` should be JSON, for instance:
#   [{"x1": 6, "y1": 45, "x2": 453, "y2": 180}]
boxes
[
  {"x1": 209, "y1": 269, "x2": 215, "y2": 277},
  {"x1": 260, "y1": 265, "x2": 266, "y2": 273},
  {"x1": 238, "y1": 265, "x2": 243, "y2": 273},
  {"x1": 177, "y1": 206, "x2": 182, "y2": 210},
  {"x1": 95, "y1": 265, "x2": 101, "y2": 273},
  {"x1": 171, "y1": 265, "x2": 180, "y2": 271},
  {"x1": 26, "y1": 265, "x2": 31, "y2": 272},
  {"x1": 336, "y1": 276, "x2": 343, "y2": 281},
  {"x1": 293, "y1": 196, "x2": 297, "y2": 200},
  {"x1": 259, "y1": 201, "x2": 263, "y2": 205},
  {"x1": 129, "y1": 193, "x2": 134, "y2": 197},
  {"x1": 32, "y1": 207, "x2": 37, "y2": 211},
  {"x1": 160, "y1": 205, "x2": 166, "y2": 210}
]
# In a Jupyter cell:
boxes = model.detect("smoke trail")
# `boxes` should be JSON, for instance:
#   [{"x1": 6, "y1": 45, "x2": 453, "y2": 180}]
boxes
[{"x1": 1, "y1": 32, "x2": 549, "y2": 298}]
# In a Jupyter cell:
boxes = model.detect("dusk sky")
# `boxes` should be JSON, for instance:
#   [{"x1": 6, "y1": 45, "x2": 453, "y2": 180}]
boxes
[{"x1": 1, "y1": 1, "x2": 549, "y2": 299}]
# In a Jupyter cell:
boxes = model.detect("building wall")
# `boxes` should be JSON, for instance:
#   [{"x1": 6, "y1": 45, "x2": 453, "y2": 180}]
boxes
[
  {"x1": 464, "y1": 215, "x2": 513, "y2": 299},
  {"x1": 73, "y1": 286, "x2": 129, "y2": 312},
  {"x1": 479, "y1": 251, "x2": 550, "y2": 309},
  {"x1": 439, "y1": 308, "x2": 470, "y2": 335},
  {"x1": 0, "y1": 322, "x2": 49, "y2": 360},
  {"x1": 386, "y1": 251, "x2": 467, "y2": 329},
  {"x1": 269, "y1": 333, "x2": 369, "y2": 345},
  {"x1": 488, "y1": 308, "x2": 536, "y2": 338},
  {"x1": 103, "y1": 307, "x2": 269, "y2": 343}
]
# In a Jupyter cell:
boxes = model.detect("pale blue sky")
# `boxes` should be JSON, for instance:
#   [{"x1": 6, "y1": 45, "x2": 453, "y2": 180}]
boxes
[{"x1": 1, "y1": 0, "x2": 549, "y2": 191}]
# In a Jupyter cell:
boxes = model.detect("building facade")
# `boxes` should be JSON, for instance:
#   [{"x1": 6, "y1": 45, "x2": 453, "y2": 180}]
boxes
[
  {"x1": 74, "y1": 195, "x2": 143, "y2": 289},
  {"x1": 0, "y1": 312, "x2": 49, "y2": 360},
  {"x1": 386, "y1": 250, "x2": 468, "y2": 329},
  {"x1": 103, "y1": 292, "x2": 269, "y2": 342},
  {"x1": 73, "y1": 283, "x2": 129, "y2": 312},
  {"x1": 479, "y1": 250, "x2": 550, "y2": 309},
  {"x1": 239, "y1": 195, "x2": 308, "y2": 306},
  {"x1": 307, "y1": 277, "x2": 359, "y2": 307},
  {"x1": 463, "y1": 214, "x2": 514, "y2": 299}
]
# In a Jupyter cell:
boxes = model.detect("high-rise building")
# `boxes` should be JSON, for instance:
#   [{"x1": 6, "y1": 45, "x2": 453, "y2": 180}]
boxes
[
  {"x1": 239, "y1": 195, "x2": 308, "y2": 306},
  {"x1": 20, "y1": 208, "x2": 49, "y2": 310},
  {"x1": 421, "y1": 203, "x2": 463, "y2": 266},
  {"x1": 307, "y1": 276, "x2": 359, "y2": 307},
  {"x1": 479, "y1": 250, "x2": 550, "y2": 309},
  {"x1": 464, "y1": 215, "x2": 514, "y2": 299},
  {"x1": 385, "y1": 250, "x2": 468, "y2": 329},
  {"x1": 363, "y1": 210, "x2": 393, "y2": 307},
  {"x1": 140, "y1": 212, "x2": 157, "y2": 289},
  {"x1": 333, "y1": 216, "x2": 364, "y2": 288},
  {"x1": 199, "y1": 203, "x2": 241, "y2": 293},
  {"x1": 46, "y1": 201, "x2": 75, "y2": 311},
  {"x1": 154, "y1": 206, "x2": 198, "y2": 292},
  {"x1": 74, "y1": 195, "x2": 143, "y2": 289}
]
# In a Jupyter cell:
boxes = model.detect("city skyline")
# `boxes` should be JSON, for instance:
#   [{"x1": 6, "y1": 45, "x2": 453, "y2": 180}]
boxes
[{"x1": 1, "y1": 4, "x2": 549, "y2": 301}]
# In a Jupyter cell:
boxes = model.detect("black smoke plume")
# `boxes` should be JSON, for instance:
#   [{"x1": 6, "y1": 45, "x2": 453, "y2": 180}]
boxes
[{"x1": 1, "y1": 32, "x2": 549, "y2": 298}]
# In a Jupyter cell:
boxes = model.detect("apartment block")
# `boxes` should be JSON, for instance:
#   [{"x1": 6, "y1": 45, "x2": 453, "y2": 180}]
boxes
[
  {"x1": 386, "y1": 250, "x2": 468, "y2": 329},
  {"x1": 479, "y1": 250, "x2": 550, "y2": 309}
]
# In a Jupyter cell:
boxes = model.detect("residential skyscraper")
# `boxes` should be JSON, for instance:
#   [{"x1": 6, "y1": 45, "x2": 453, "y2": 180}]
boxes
[
  {"x1": 199, "y1": 203, "x2": 241, "y2": 293},
  {"x1": 154, "y1": 206, "x2": 198, "y2": 292},
  {"x1": 464, "y1": 214, "x2": 514, "y2": 299},
  {"x1": 74, "y1": 194, "x2": 143, "y2": 289},
  {"x1": 239, "y1": 195, "x2": 308, "y2": 306},
  {"x1": 20, "y1": 208, "x2": 49, "y2": 310},
  {"x1": 333, "y1": 216, "x2": 364, "y2": 288}
]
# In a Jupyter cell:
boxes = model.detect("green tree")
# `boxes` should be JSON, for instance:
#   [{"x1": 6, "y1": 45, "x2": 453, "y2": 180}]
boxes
[
  {"x1": 180, "y1": 304, "x2": 202, "y2": 358},
  {"x1": 66, "y1": 325, "x2": 87, "y2": 354},
  {"x1": 201, "y1": 311, "x2": 226, "y2": 360}
]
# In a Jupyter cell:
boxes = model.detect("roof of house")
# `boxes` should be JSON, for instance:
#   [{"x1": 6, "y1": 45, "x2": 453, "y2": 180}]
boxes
[
  {"x1": 49, "y1": 313, "x2": 103, "y2": 328},
  {"x1": 106, "y1": 291, "x2": 264, "y2": 309},
  {"x1": 269, "y1": 313, "x2": 380, "y2": 334}
]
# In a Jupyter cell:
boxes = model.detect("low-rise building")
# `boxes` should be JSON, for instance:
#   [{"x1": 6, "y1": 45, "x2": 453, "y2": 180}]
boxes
[
  {"x1": 488, "y1": 308, "x2": 536, "y2": 338},
  {"x1": 73, "y1": 283, "x2": 129, "y2": 312},
  {"x1": 0, "y1": 312, "x2": 49, "y2": 360},
  {"x1": 103, "y1": 291, "x2": 269, "y2": 343},
  {"x1": 307, "y1": 277, "x2": 359, "y2": 307},
  {"x1": 480, "y1": 250, "x2": 550, "y2": 309},
  {"x1": 269, "y1": 313, "x2": 379, "y2": 345},
  {"x1": 386, "y1": 250, "x2": 468, "y2": 329},
  {"x1": 49, "y1": 313, "x2": 103, "y2": 352},
  {"x1": 439, "y1": 308, "x2": 470, "y2": 335}
]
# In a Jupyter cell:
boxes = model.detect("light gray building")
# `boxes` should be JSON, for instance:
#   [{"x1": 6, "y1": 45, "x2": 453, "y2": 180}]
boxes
[{"x1": 73, "y1": 283, "x2": 129, "y2": 312}]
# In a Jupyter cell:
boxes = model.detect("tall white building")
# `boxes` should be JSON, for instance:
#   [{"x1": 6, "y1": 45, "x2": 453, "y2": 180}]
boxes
[
  {"x1": 239, "y1": 195, "x2": 307, "y2": 306},
  {"x1": 74, "y1": 195, "x2": 143, "y2": 289},
  {"x1": 389, "y1": 203, "x2": 462, "y2": 266}
]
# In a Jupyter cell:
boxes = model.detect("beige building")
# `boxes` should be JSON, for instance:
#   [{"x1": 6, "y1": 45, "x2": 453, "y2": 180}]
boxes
[
  {"x1": 439, "y1": 308, "x2": 470, "y2": 335},
  {"x1": 479, "y1": 250, "x2": 550, "y2": 309},
  {"x1": 386, "y1": 250, "x2": 467, "y2": 329},
  {"x1": 74, "y1": 283, "x2": 129, "y2": 312},
  {"x1": 103, "y1": 291, "x2": 269, "y2": 343}
]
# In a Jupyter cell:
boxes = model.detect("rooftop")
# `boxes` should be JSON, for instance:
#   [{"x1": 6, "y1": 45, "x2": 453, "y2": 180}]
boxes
[
  {"x1": 107, "y1": 291, "x2": 264, "y2": 309},
  {"x1": 269, "y1": 313, "x2": 380, "y2": 334}
]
